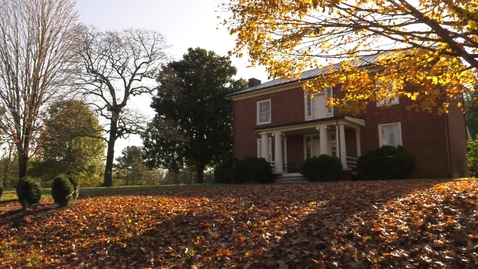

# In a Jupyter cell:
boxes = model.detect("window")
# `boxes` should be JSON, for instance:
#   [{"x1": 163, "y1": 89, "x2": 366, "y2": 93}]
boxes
[
  {"x1": 378, "y1": 122, "x2": 402, "y2": 147},
  {"x1": 376, "y1": 80, "x2": 399, "y2": 107},
  {"x1": 325, "y1": 87, "x2": 333, "y2": 115},
  {"x1": 257, "y1": 100, "x2": 271, "y2": 124},
  {"x1": 257, "y1": 138, "x2": 272, "y2": 160},
  {"x1": 329, "y1": 133, "x2": 337, "y2": 157},
  {"x1": 305, "y1": 136, "x2": 312, "y2": 158},
  {"x1": 305, "y1": 97, "x2": 312, "y2": 118}
]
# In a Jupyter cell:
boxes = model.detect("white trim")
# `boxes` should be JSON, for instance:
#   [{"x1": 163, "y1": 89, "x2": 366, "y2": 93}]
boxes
[
  {"x1": 257, "y1": 116, "x2": 365, "y2": 134},
  {"x1": 377, "y1": 96, "x2": 399, "y2": 107},
  {"x1": 378, "y1": 122, "x2": 402, "y2": 147},
  {"x1": 274, "y1": 132, "x2": 284, "y2": 173},
  {"x1": 257, "y1": 137, "x2": 272, "y2": 159},
  {"x1": 230, "y1": 81, "x2": 303, "y2": 101},
  {"x1": 303, "y1": 134, "x2": 320, "y2": 159},
  {"x1": 257, "y1": 99, "x2": 271, "y2": 125},
  {"x1": 338, "y1": 123, "x2": 347, "y2": 169},
  {"x1": 305, "y1": 96, "x2": 313, "y2": 120},
  {"x1": 283, "y1": 136, "x2": 288, "y2": 171}
]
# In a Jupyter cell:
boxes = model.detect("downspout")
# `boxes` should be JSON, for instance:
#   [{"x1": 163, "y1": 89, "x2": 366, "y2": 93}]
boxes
[
  {"x1": 443, "y1": 113, "x2": 452, "y2": 178},
  {"x1": 336, "y1": 119, "x2": 340, "y2": 160},
  {"x1": 231, "y1": 97, "x2": 235, "y2": 158}
]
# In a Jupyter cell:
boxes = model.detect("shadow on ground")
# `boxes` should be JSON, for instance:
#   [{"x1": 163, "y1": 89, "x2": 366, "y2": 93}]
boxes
[{"x1": 69, "y1": 180, "x2": 467, "y2": 268}]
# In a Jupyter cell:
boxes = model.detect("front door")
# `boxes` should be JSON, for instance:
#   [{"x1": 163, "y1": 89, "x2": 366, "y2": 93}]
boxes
[
  {"x1": 304, "y1": 134, "x2": 320, "y2": 159},
  {"x1": 311, "y1": 139, "x2": 320, "y2": 157}
]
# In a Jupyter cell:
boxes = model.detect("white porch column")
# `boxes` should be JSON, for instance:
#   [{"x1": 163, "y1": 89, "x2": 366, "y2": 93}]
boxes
[
  {"x1": 273, "y1": 132, "x2": 284, "y2": 173},
  {"x1": 260, "y1": 132, "x2": 269, "y2": 162},
  {"x1": 318, "y1": 125, "x2": 328, "y2": 155},
  {"x1": 282, "y1": 136, "x2": 288, "y2": 172},
  {"x1": 339, "y1": 123, "x2": 348, "y2": 169},
  {"x1": 355, "y1": 128, "x2": 361, "y2": 157}
]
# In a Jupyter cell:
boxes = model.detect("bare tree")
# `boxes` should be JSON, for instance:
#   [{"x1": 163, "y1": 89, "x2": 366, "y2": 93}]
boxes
[
  {"x1": 78, "y1": 27, "x2": 168, "y2": 187},
  {"x1": 0, "y1": 0, "x2": 81, "y2": 179}
]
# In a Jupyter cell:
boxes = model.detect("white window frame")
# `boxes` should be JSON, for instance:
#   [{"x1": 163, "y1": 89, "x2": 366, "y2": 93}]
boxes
[
  {"x1": 257, "y1": 138, "x2": 272, "y2": 160},
  {"x1": 378, "y1": 122, "x2": 402, "y2": 147},
  {"x1": 257, "y1": 99, "x2": 271, "y2": 125},
  {"x1": 325, "y1": 87, "x2": 333, "y2": 116},
  {"x1": 305, "y1": 96, "x2": 313, "y2": 119},
  {"x1": 376, "y1": 79, "x2": 399, "y2": 107}
]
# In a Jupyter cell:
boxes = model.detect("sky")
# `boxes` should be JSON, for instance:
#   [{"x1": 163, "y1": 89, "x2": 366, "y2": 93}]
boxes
[{"x1": 74, "y1": 0, "x2": 269, "y2": 153}]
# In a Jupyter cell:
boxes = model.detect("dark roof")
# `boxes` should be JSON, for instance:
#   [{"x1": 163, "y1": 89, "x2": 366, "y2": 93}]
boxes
[{"x1": 228, "y1": 52, "x2": 392, "y2": 97}]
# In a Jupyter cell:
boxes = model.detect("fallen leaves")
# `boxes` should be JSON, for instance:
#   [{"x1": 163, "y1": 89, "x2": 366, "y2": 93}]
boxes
[{"x1": 0, "y1": 179, "x2": 477, "y2": 268}]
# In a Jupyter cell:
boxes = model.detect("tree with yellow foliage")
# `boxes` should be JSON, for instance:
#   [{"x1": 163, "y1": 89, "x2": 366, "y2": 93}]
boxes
[{"x1": 222, "y1": 0, "x2": 478, "y2": 113}]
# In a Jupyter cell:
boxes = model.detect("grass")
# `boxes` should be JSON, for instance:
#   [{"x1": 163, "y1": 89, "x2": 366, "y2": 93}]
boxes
[{"x1": 0, "y1": 183, "x2": 218, "y2": 202}]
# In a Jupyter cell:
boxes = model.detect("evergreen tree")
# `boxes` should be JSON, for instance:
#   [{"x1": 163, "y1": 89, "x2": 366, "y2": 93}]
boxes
[{"x1": 143, "y1": 48, "x2": 247, "y2": 183}]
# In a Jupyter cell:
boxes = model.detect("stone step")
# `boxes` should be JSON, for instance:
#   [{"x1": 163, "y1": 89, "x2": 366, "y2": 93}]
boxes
[{"x1": 276, "y1": 176, "x2": 307, "y2": 184}]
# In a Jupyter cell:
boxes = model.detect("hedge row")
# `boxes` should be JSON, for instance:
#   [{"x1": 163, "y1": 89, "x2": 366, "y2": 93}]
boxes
[{"x1": 214, "y1": 157, "x2": 273, "y2": 184}]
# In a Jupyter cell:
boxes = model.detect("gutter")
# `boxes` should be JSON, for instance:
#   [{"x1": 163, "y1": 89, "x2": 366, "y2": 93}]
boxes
[{"x1": 443, "y1": 113, "x2": 452, "y2": 178}]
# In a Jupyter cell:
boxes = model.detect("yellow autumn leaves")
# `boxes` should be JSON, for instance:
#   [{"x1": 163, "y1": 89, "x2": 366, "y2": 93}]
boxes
[{"x1": 222, "y1": 0, "x2": 478, "y2": 114}]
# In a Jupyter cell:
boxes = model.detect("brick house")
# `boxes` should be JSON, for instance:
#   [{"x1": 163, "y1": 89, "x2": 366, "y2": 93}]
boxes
[{"x1": 227, "y1": 63, "x2": 470, "y2": 179}]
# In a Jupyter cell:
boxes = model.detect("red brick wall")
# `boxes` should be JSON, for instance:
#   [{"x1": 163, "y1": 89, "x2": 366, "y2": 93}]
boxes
[
  {"x1": 286, "y1": 135, "x2": 303, "y2": 173},
  {"x1": 233, "y1": 87, "x2": 304, "y2": 159},
  {"x1": 446, "y1": 98, "x2": 470, "y2": 177},
  {"x1": 345, "y1": 129, "x2": 358, "y2": 157},
  {"x1": 355, "y1": 95, "x2": 450, "y2": 178}
]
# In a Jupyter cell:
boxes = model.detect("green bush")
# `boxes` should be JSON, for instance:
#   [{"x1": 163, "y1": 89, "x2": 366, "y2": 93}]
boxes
[
  {"x1": 214, "y1": 157, "x2": 273, "y2": 184},
  {"x1": 358, "y1": 145, "x2": 416, "y2": 180},
  {"x1": 16, "y1": 177, "x2": 42, "y2": 209},
  {"x1": 214, "y1": 158, "x2": 239, "y2": 184},
  {"x1": 237, "y1": 157, "x2": 273, "y2": 184},
  {"x1": 51, "y1": 175, "x2": 75, "y2": 207},
  {"x1": 300, "y1": 155, "x2": 343, "y2": 182},
  {"x1": 467, "y1": 135, "x2": 478, "y2": 177},
  {"x1": 67, "y1": 176, "x2": 80, "y2": 199}
]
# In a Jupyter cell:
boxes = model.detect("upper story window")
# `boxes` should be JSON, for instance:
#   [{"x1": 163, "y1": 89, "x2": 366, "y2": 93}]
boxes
[
  {"x1": 376, "y1": 79, "x2": 399, "y2": 107},
  {"x1": 378, "y1": 122, "x2": 402, "y2": 147},
  {"x1": 257, "y1": 99, "x2": 271, "y2": 124},
  {"x1": 305, "y1": 96, "x2": 312, "y2": 118},
  {"x1": 325, "y1": 87, "x2": 333, "y2": 115}
]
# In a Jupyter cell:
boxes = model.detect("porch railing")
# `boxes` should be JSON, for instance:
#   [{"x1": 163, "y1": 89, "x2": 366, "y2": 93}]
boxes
[
  {"x1": 346, "y1": 156, "x2": 358, "y2": 170},
  {"x1": 269, "y1": 161, "x2": 275, "y2": 171}
]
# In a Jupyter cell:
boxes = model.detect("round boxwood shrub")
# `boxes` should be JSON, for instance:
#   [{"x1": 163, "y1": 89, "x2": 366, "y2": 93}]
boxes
[
  {"x1": 214, "y1": 158, "x2": 239, "y2": 184},
  {"x1": 357, "y1": 145, "x2": 416, "y2": 180},
  {"x1": 67, "y1": 176, "x2": 79, "y2": 199},
  {"x1": 51, "y1": 175, "x2": 75, "y2": 207},
  {"x1": 300, "y1": 154, "x2": 343, "y2": 182},
  {"x1": 16, "y1": 177, "x2": 42, "y2": 209},
  {"x1": 237, "y1": 156, "x2": 274, "y2": 184}
]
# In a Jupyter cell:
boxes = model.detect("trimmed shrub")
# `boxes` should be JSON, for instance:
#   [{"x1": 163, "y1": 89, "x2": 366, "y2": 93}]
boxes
[
  {"x1": 300, "y1": 155, "x2": 343, "y2": 182},
  {"x1": 358, "y1": 145, "x2": 416, "y2": 180},
  {"x1": 467, "y1": 135, "x2": 478, "y2": 177},
  {"x1": 16, "y1": 177, "x2": 42, "y2": 209},
  {"x1": 237, "y1": 157, "x2": 273, "y2": 184},
  {"x1": 67, "y1": 176, "x2": 80, "y2": 199},
  {"x1": 214, "y1": 158, "x2": 239, "y2": 184},
  {"x1": 51, "y1": 175, "x2": 75, "y2": 207}
]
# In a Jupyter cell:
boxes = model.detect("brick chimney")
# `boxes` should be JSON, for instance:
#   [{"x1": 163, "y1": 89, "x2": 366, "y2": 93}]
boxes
[{"x1": 248, "y1": 78, "x2": 261, "y2": 87}]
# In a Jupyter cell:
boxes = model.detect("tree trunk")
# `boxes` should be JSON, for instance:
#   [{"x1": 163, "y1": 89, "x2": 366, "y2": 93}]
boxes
[
  {"x1": 103, "y1": 117, "x2": 118, "y2": 187},
  {"x1": 18, "y1": 151, "x2": 28, "y2": 180},
  {"x1": 196, "y1": 164, "x2": 205, "y2": 184}
]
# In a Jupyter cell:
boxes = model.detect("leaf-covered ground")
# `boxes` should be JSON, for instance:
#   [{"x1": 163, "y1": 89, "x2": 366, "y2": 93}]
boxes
[{"x1": 0, "y1": 179, "x2": 477, "y2": 268}]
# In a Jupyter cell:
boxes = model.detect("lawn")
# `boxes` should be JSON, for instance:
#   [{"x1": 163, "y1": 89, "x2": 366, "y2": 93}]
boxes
[{"x1": 0, "y1": 179, "x2": 477, "y2": 268}]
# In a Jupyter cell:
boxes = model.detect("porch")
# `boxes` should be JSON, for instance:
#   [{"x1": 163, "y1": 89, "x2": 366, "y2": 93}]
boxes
[{"x1": 256, "y1": 116, "x2": 365, "y2": 175}]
